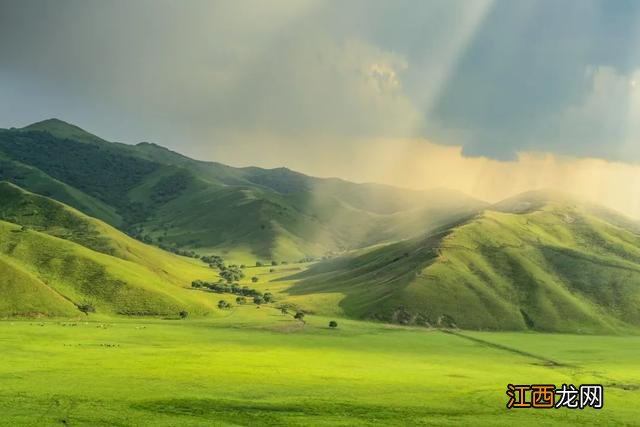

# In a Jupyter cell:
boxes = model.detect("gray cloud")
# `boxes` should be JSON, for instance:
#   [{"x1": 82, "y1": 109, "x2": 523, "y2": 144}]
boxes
[{"x1": 1, "y1": 0, "x2": 639, "y2": 171}]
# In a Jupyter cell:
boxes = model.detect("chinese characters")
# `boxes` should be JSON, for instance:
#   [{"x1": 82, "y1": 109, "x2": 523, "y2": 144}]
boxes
[{"x1": 506, "y1": 384, "x2": 603, "y2": 409}]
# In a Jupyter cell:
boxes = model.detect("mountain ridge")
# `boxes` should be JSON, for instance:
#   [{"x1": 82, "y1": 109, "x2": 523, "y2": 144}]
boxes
[{"x1": 0, "y1": 119, "x2": 486, "y2": 262}]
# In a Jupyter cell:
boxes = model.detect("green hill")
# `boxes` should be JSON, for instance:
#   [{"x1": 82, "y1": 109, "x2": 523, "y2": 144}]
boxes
[
  {"x1": 0, "y1": 183, "x2": 220, "y2": 317},
  {"x1": 288, "y1": 192, "x2": 640, "y2": 333},
  {"x1": 20, "y1": 118, "x2": 107, "y2": 144},
  {"x1": 0, "y1": 119, "x2": 485, "y2": 262}
]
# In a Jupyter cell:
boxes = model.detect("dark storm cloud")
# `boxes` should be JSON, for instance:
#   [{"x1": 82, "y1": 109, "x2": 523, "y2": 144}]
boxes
[{"x1": 0, "y1": 0, "x2": 639, "y2": 164}]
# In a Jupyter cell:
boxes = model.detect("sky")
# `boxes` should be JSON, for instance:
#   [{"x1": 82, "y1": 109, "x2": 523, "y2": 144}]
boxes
[{"x1": 1, "y1": 0, "x2": 640, "y2": 214}]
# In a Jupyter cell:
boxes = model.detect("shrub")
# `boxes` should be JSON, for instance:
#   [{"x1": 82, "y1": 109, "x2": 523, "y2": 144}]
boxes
[
  {"x1": 78, "y1": 302, "x2": 95, "y2": 314},
  {"x1": 179, "y1": 310, "x2": 189, "y2": 319}
]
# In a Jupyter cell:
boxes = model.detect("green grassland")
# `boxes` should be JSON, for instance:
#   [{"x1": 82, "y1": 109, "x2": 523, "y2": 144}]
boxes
[{"x1": 0, "y1": 312, "x2": 638, "y2": 426}]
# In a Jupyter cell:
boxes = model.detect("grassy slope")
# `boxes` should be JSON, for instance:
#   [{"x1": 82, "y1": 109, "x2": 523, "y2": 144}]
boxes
[
  {"x1": 0, "y1": 183, "x2": 224, "y2": 317},
  {"x1": 289, "y1": 198, "x2": 640, "y2": 333},
  {"x1": 0, "y1": 256, "x2": 79, "y2": 317},
  {"x1": 0, "y1": 150, "x2": 121, "y2": 225},
  {"x1": 0, "y1": 219, "x2": 223, "y2": 317}
]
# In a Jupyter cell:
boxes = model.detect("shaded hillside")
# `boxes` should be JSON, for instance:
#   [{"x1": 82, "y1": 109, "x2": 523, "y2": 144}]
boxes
[
  {"x1": 0, "y1": 183, "x2": 220, "y2": 317},
  {"x1": 288, "y1": 192, "x2": 640, "y2": 333},
  {"x1": 0, "y1": 119, "x2": 485, "y2": 262}
]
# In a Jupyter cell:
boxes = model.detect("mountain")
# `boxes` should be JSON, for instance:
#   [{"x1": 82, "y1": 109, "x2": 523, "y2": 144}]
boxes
[
  {"x1": 287, "y1": 191, "x2": 640, "y2": 333},
  {"x1": 0, "y1": 119, "x2": 485, "y2": 262},
  {"x1": 0, "y1": 182, "x2": 220, "y2": 317},
  {"x1": 21, "y1": 118, "x2": 107, "y2": 144}
]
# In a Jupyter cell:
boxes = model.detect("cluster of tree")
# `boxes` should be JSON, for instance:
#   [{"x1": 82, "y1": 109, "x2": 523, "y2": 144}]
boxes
[
  {"x1": 191, "y1": 280, "x2": 273, "y2": 303},
  {"x1": 256, "y1": 260, "x2": 288, "y2": 267},
  {"x1": 201, "y1": 254, "x2": 224, "y2": 269},
  {"x1": 296, "y1": 255, "x2": 335, "y2": 263},
  {"x1": 252, "y1": 293, "x2": 274, "y2": 305},
  {"x1": 219, "y1": 265, "x2": 245, "y2": 283},
  {"x1": 217, "y1": 300, "x2": 232, "y2": 309}
]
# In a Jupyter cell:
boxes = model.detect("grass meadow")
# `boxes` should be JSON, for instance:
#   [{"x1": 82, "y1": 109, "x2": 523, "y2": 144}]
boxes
[{"x1": 0, "y1": 306, "x2": 638, "y2": 426}]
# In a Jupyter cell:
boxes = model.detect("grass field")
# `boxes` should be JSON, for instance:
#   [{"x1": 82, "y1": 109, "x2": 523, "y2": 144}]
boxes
[{"x1": 0, "y1": 308, "x2": 638, "y2": 426}]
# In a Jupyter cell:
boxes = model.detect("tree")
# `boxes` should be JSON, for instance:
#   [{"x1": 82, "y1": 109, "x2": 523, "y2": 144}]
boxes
[
  {"x1": 235, "y1": 296, "x2": 246, "y2": 305},
  {"x1": 255, "y1": 261, "x2": 263, "y2": 267},
  {"x1": 294, "y1": 311, "x2": 305, "y2": 322},
  {"x1": 271, "y1": 261, "x2": 278, "y2": 266},
  {"x1": 280, "y1": 307, "x2": 288, "y2": 315},
  {"x1": 251, "y1": 276, "x2": 259, "y2": 283},
  {"x1": 263, "y1": 292, "x2": 273, "y2": 303},
  {"x1": 217, "y1": 300, "x2": 231, "y2": 309},
  {"x1": 78, "y1": 302, "x2": 95, "y2": 314},
  {"x1": 253, "y1": 296, "x2": 264, "y2": 305},
  {"x1": 329, "y1": 320, "x2": 338, "y2": 329},
  {"x1": 220, "y1": 266, "x2": 244, "y2": 283},
  {"x1": 179, "y1": 310, "x2": 189, "y2": 319},
  {"x1": 201, "y1": 254, "x2": 224, "y2": 269}
]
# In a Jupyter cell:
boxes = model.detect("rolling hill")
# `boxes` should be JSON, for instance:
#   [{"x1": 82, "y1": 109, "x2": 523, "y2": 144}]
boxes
[
  {"x1": 0, "y1": 182, "x2": 220, "y2": 317},
  {"x1": 287, "y1": 191, "x2": 640, "y2": 333},
  {"x1": 5, "y1": 119, "x2": 640, "y2": 334},
  {"x1": 0, "y1": 119, "x2": 485, "y2": 262}
]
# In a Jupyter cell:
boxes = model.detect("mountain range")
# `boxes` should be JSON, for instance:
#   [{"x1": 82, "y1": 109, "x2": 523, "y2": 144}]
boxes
[
  {"x1": 2, "y1": 119, "x2": 640, "y2": 333},
  {"x1": 0, "y1": 119, "x2": 484, "y2": 262}
]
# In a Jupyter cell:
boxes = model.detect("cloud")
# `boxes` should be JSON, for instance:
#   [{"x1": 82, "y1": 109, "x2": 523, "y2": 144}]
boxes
[
  {"x1": 3, "y1": 0, "x2": 640, "y2": 217},
  {"x1": 550, "y1": 66, "x2": 640, "y2": 159},
  {"x1": 306, "y1": 137, "x2": 640, "y2": 219}
]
